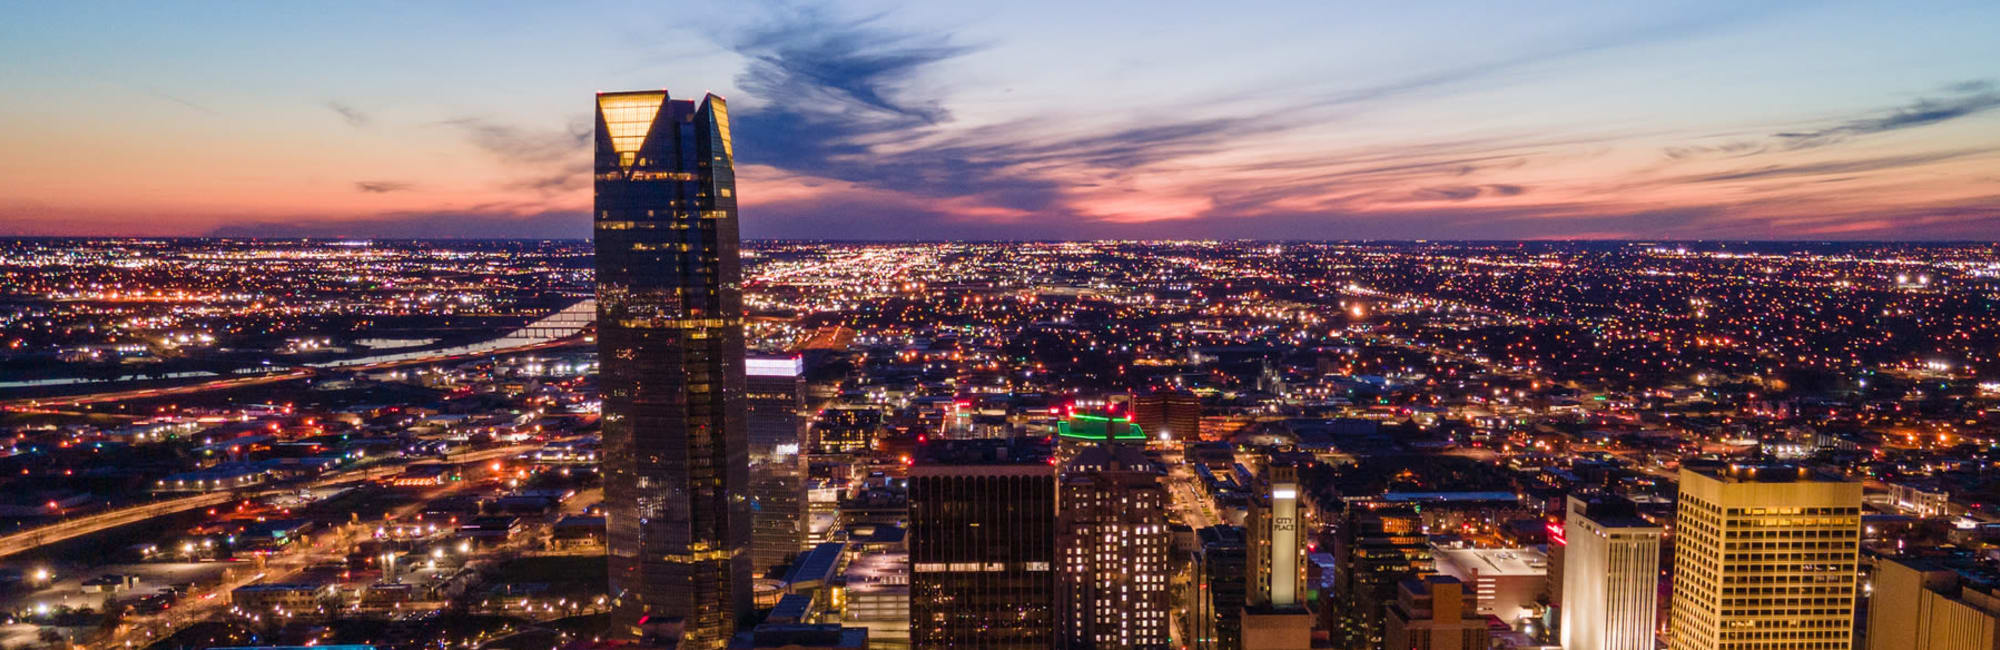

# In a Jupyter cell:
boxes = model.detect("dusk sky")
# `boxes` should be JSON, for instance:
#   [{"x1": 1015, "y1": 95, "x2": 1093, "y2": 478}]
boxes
[{"x1": 2, "y1": 1, "x2": 1997, "y2": 240}]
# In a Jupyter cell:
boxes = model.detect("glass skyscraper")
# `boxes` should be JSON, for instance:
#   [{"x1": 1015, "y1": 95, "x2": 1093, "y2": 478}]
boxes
[
  {"x1": 594, "y1": 89, "x2": 750, "y2": 649},
  {"x1": 745, "y1": 355, "x2": 807, "y2": 574}
]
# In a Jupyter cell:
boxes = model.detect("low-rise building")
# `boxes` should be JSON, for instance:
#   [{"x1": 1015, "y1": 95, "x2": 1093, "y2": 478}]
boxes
[
  {"x1": 1432, "y1": 547, "x2": 1548, "y2": 627},
  {"x1": 1889, "y1": 482, "x2": 1951, "y2": 517},
  {"x1": 1384, "y1": 576, "x2": 1490, "y2": 650},
  {"x1": 727, "y1": 623, "x2": 867, "y2": 649},
  {"x1": 154, "y1": 465, "x2": 272, "y2": 493},
  {"x1": 232, "y1": 583, "x2": 336, "y2": 615},
  {"x1": 840, "y1": 550, "x2": 908, "y2": 648}
]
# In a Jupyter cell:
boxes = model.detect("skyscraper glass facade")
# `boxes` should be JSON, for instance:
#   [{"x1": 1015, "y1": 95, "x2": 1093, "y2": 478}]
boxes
[{"x1": 594, "y1": 89, "x2": 749, "y2": 649}]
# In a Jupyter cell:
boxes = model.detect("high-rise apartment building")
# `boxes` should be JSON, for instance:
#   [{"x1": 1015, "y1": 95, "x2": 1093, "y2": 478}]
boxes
[
  {"x1": 908, "y1": 438, "x2": 1057, "y2": 648},
  {"x1": 1057, "y1": 443, "x2": 1171, "y2": 649},
  {"x1": 746, "y1": 356, "x2": 807, "y2": 575},
  {"x1": 1559, "y1": 495, "x2": 1663, "y2": 650},
  {"x1": 594, "y1": 88, "x2": 750, "y2": 648},
  {"x1": 1384, "y1": 575, "x2": 1490, "y2": 650},
  {"x1": 1130, "y1": 390, "x2": 1201, "y2": 442},
  {"x1": 1667, "y1": 465, "x2": 1861, "y2": 650},
  {"x1": 1866, "y1": 556, "x2": 2000, "y2": 650}
]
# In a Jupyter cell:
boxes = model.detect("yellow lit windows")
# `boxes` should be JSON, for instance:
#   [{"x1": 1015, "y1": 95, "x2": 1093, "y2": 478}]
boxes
[
  {"x1": 708, "y1": 96, "x2": 732, "y2": 159},
  {"x1": 598, "y1": 92, "x2": 665, "y2": 166}
]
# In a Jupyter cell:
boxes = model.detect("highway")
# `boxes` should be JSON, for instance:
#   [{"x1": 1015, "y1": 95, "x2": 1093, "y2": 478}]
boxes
[
  {"x1": 0, "y1": 369, "x2": 317, "y2": 410},
  {"x1": 95, "y1": 462, "x2": 514, "y2": 650},
  {"x1": 0, "y1": 336, "x2": 589, "y2": 411},
  {"x1": 0, "y1": 334, "x2": 584, "y2": 552},
  {"x1": 0, "y1": 444, "x2": 537, "y2": 559}
]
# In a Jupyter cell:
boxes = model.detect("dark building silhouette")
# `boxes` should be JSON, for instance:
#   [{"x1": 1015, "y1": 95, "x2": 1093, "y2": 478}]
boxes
[
  {"x1": 1181, "y1": 525, "x2": 1247, "y2": 650},
  {"x1": 594, "y1": 88, "x2": 749, "y2": 648},
  {"x1": 908, "y1": 438, "x2": 1057, "y2": 648}
]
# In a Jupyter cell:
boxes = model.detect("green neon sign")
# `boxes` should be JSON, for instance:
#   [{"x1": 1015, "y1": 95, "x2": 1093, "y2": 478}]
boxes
[{"x1": 1057, "y1": 414, "x2": 1147, "y2": 441}]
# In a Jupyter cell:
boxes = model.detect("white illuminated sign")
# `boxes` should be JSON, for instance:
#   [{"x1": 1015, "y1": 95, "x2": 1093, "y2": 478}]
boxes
[
  {"x1": 746, "y1": 356, "x2": 803, "y2": 377},
  {"x1": 1272, "y1": 481, "x2": 1299, "y2": 606}
]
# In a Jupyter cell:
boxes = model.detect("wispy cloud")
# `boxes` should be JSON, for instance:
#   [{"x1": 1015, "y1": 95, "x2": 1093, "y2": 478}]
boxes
[
  {"x1": 433, "y1": 116, "x2": 593, "y2": 193},
  {"x1": 354, "y1": 181, "x2": 412, "y2": 193},
  {"x1": 1302, "y1": 5, "x2": 1784, "y2": 113},
  {"x1": 140, "y1": 88, "x2": 218, "y2": 115},
  {"x1": 1686, "y1": 150, "x2": 1985, "y2": 183},
  {"x1": 726, "y1": 7, "x2": 1303, "y2": 218},
  {"x1": 326, "y1": 101, "x2": 370, "y2": 127},
  {"x1": 1400, "y1": 184, "x2": 1529, "y2": 202},
  {"x1": 438, "y1": 116, "x2": 590, "y2": 165},
  {"x1": 1662, "y1": 140, "x2": 1767, "y2": 161},
  {"x1": 722, "y1": 4, "x2": 1791, "y2": 233},
  {"x1": 727, "y1": 8, "x2": 974, "y2": 174},
  {"x1": 510, "y1": 161, "x2": 594, "y2": 194},
  {"x1": 1774, "y1": 81, "x2": 2000, "y2": 149},
  {"x1": 733, "y1": 8, "x2": 967, "y2": 127}
]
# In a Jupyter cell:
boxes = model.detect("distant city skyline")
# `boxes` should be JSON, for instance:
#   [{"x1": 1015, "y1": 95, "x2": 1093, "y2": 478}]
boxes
[{"x1": 2, "y1": 1, "x2": 1997, "y2": 240}]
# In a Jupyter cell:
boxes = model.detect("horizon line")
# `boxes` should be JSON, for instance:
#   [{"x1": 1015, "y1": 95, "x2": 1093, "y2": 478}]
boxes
[{"x1": 3, "y1": 236, "x2": 1999, "y2": 245}]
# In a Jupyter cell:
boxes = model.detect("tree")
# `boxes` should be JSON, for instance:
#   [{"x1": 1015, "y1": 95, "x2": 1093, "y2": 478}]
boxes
[{"x1": 98, "y1": 594, "x2": 124, "y2": 634}]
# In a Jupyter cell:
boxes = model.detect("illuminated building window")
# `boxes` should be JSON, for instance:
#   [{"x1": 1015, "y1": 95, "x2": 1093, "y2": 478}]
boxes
[{"x1": 597, "y1": 92, "x2": 666, "y2": 167}]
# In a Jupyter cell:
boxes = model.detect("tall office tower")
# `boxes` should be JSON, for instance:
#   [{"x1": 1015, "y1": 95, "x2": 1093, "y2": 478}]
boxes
[
  {"x1": 594, "y1": 88, "x2": 750, "y2": 648},
  {"x1": 1667, "y1": 465, "x2": 1861, "y2": 650},
  {"x1": 1130, "y1": 390, "x2": 1200, "y2": 442},
  {"x1": 908, "y1": 438, "x2": 1057, "y2": 648},
  {"x1": 1248, "y1": 464, "x2": 1306, "y2": 607},
  {"x1": 745, "y1": 356, "x2": 807, "y2": 575},
  {"x1": 1559, "y1": 495, "x2": 1663, "y2": 650},
  {"x1": 1384, "y1": 576, "x2": 1491, "y2": 650},
  {"x1": 1056, "y1": 444, "x2": 1171, "y2": 649},
  {"x1": 1866, "y1": 556, "x2": 2000, "y2": 650},
  {"x1": 1331, "y1": 503, "x2": 1432, "y2": 649},
  {"x1": 1244, "y1": 464, "x2": 1312, "y2": 649},
  {"x1": 1180, "y1": 525, "x2": 1247, "y2": 650}
]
